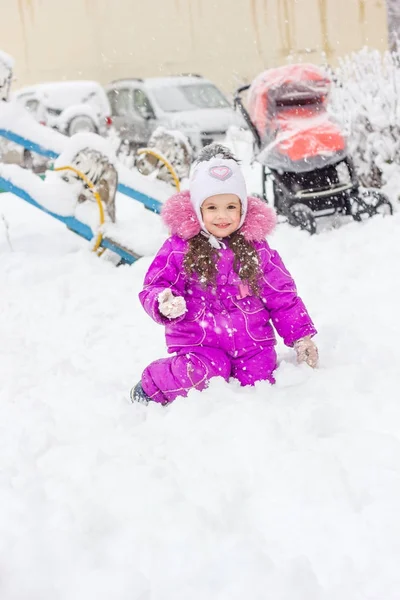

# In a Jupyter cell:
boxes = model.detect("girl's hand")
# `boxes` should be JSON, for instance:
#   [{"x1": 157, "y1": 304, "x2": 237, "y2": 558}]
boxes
[
  {"x1": 294, "y1": 336, "x2": 319, "y2": 368},
  {"x1": 158, "y1": 288, "x2": 187, "y2": 319}
]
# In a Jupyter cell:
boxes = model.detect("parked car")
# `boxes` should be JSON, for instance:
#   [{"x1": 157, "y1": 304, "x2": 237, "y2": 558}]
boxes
[
  {"x1": 105, "y1": 75, "x2": 246, "y2": 154},
  {"x1": 12, "y1": 81, "x2": 113, "y2": 136}
]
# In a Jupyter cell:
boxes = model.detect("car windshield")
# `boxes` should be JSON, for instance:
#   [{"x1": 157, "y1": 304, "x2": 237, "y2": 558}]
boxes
[{"x1": 151, "y1": 83, "x2": 230, "y2": 112}]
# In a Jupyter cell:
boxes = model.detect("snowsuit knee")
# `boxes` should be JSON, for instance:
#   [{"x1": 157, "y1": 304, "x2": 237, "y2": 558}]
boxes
[{"x1": 142, "y1": 346, "x2": 231, "y2": 404}]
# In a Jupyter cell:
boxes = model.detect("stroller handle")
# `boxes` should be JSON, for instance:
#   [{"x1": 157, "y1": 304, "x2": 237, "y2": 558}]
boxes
[
  {"x1": 234, "y1": 84, "x2": 251, "y2": 96},
  {"x1": 233, "y1": 84, "x2": 261, "y2": 149}
]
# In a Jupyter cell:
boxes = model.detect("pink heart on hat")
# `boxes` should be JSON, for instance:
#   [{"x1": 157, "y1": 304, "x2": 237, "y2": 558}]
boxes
[{"x1": 209, "y1": 165, "x2": 233, "y2": 181}]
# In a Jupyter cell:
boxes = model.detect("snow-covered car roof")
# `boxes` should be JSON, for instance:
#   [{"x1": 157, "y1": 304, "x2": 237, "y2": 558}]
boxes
[
  {"x1": 107, "y1": 75, "x2": 213, "y2": 90},
  {"x1": 141, "y1": 76, "x2": 210, "y2": 89},
  {"x1": 13, "y1": 81, "x2": 110, "y2": 115}
]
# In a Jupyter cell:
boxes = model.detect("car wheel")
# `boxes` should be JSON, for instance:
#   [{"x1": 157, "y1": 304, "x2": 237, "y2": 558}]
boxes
[{"x1": 67, "y1": 115, "x2": 98, "y2": 136}]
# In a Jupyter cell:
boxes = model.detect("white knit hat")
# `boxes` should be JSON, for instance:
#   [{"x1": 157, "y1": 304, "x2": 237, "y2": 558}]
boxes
[{"x1": 189, "y1": 156, "x2": 248, "y2": 233}]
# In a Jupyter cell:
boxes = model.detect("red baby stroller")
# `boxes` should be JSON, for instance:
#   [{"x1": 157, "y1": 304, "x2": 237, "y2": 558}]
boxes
[{"x1": 234, "y1": 64, "x2": 392, "y2": 233}]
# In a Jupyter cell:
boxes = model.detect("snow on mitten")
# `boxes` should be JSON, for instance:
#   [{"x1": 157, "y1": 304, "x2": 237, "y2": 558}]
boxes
[
  {"x1": 294, "y1": 336, "x2": 319, "y2": 368},
  {"x1": 158, "y1": 288, "x2": 187, "y2": 319}
]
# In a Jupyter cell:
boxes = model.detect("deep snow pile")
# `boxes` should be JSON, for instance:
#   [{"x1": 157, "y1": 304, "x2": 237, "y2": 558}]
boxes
[{"x1": 1, "y1": 192, "x2": 400, "y2": 600}]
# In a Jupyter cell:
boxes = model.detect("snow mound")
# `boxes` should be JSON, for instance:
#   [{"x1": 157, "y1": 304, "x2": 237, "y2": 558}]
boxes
[{"x1": 0, "y1": 194, "x2": 399, "y2": 599}]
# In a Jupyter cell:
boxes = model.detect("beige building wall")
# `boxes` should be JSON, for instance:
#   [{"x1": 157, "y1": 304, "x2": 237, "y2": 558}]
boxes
[{"x1": 1, "y1": 0, "x2": 389, "y2": 94}]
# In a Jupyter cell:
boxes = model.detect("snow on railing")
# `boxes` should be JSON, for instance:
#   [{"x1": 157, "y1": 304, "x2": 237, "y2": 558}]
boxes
[{"x1": 0, "y1": 101, "x2": 169, "y2": 213}]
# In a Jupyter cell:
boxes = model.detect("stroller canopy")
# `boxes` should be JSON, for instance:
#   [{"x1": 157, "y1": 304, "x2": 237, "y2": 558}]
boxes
[
  {"x1": 248, "y1": 64, "x2": 347, "y2": 173},
  {"x1": 248, "y1": 64, "x2": 330, "y2": 136}
]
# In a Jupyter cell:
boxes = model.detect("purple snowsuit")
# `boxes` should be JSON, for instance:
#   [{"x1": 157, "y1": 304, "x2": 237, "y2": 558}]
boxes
[{"x1": 138, "y1": 191, "x2": 316, "y2": 404}]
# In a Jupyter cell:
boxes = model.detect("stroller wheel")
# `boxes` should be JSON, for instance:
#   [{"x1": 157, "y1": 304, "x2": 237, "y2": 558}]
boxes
[
  {"x1": 351, "y1": 189, "x2": 393, "y2": 221},
  {"x1": 288, "y1": 203, "x2": 317, "y2": 235}
]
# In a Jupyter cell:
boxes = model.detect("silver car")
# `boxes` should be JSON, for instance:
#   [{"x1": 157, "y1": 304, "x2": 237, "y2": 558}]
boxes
[{"x1": 105, "y1": 75, "x2": 246, "y2": 154}]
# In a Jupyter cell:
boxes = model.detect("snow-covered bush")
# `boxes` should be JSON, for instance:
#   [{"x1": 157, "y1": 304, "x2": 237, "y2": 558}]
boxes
[
  {"x1": 330, "y1": 47, "x2": 400, "y2": 191},
  {"x1": 0, "y1": 49, "x2": 13, "y2": 102},
  {"x1": 135, "y1": 126, "x2": 193, "y2": 184}
]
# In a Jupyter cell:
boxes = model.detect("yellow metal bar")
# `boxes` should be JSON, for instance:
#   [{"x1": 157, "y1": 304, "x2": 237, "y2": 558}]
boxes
[
  {"x1": 54, "y1": 165, "x2": 105, "y2": 252},
  {"x1": 137, "y1": 148, "x2": 181, "y2": 191}
]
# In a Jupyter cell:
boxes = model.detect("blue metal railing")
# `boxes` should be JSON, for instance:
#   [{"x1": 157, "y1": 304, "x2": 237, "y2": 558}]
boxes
[
  {"x1": 0, "y1": 175, "x2": 139, "y2": 264},
  {"x1": 0, "y1": 129, "x2": 59, "y2": 159}
]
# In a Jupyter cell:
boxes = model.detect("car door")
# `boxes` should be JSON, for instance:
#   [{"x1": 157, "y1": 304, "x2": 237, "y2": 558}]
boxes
[
  {"x1": 132, "y1": 88, "x2": 157, "y2": 143},
  {"x1": 107, "y1": 87, "x2": 132, "y2": 139},
  {"x1": 106, "y1": 87, "x2": 139, "y2": 143}
]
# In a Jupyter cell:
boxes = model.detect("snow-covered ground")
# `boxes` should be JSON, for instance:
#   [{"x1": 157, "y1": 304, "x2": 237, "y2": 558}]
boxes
[{"x1": 1, "y1": 184, "x2": 400, "y2": 599}]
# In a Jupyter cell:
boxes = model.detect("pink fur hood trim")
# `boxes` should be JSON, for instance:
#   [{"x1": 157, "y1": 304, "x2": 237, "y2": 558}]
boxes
[{"x1": 161, "y1": 189, "x2": 276, "y2": 242}]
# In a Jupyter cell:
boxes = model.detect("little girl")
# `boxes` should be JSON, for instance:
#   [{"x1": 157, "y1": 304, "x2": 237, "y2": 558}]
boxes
[{"x1": 131, "y1": 144, "x2": 318, "y2": 404}]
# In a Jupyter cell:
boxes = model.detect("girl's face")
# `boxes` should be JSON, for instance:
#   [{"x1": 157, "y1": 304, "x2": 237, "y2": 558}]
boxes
[{"x1": 201, "y1": 193, "x2": 241, "y2": 238}]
